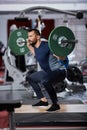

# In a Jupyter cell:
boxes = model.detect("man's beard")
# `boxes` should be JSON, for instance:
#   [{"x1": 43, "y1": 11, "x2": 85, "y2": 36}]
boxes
[
  {"x1": 31, "y1": 42, "x2": 36, "y2": 47},
  {"x1": 30, "y1": 40, "x2": 37, "y2": 47}
]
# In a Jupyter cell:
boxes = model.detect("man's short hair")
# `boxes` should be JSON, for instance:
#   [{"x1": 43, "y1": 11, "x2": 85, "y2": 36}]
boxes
[{"x1": 28, "y1": 29, "x2": 41, "y2": 36}]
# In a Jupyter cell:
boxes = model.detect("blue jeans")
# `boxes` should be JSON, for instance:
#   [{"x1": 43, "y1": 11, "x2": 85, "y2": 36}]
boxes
[{"x1": 27, "y1": 69, "x2": 66, "y2": 104}]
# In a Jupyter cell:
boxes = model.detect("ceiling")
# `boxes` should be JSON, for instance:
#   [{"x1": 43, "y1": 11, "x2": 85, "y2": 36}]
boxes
[
  {"x1": 0, "y1": 0, "x2": 87, "y2": 3},
  {"x1": 0, "y1": 0, "x2": 87, "y2": 15}
]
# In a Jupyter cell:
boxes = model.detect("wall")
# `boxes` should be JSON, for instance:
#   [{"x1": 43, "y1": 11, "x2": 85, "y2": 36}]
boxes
[{"x1": 0, "y1": 15, "x2": 8, "y2": 47}]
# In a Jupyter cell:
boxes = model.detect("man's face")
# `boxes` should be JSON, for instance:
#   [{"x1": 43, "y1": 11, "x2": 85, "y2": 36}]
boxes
[{"x1": 28, "y1": 31, "x2": 38, "y2": 46}]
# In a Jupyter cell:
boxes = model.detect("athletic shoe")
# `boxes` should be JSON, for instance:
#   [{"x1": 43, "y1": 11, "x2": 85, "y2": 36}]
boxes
[
  {"x1": 32, "y1": 100, "x2": 48, "y2": 106},
  {"x1": 46, "y1": 104, "x2": 60, "y2": 112}
]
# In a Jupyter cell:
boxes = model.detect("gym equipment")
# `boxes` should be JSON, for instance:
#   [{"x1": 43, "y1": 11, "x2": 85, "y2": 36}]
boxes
[
  {"x1": 21, "y1": 6, "x2": 83, "y2": 19},
  {"x1": 3, "y1": 49, "x2": 27, "y2": 88},
  {"x1": 48, "y1": 26, "x2": 77, "y2": 56},
  {"x1": 67, "y1": 65, "x2": 83, "y2": 84},
  {"x1": 8, "y1": 28, "x2": 29, "y2": 55},
  {"x1": 53, "y1": 65, "x2": 86, "y2": 93},
  {"x1": 65, "y1": 65, "x2": 86, "y2": 92},
  {"x1": 0, "y1": 98, "x2": 22, "y2": 130},
  {"x1": 0, "y1": 41, "x2": 37, "y2": 91}
]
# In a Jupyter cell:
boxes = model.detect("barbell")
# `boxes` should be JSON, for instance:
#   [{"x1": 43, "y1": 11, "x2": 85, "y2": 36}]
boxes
[{"x1": 8, "y1": 26, "x2": 77, "y2": 56}]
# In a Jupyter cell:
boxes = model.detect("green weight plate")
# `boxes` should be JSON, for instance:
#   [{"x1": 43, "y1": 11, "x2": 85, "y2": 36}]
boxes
[
  {"x1": 8, "y1": 29, "x2": 29, "y2": 55},
  {"x1": 48, "y1": 26, "x2": 75, "y2": 56}
]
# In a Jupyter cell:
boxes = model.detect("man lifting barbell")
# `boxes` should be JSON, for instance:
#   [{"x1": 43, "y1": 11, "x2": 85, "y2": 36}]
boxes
[
  {"x1": 26, "y1": 28, "x2": 69, "y2": 112},
  {"x1": 7, "y1": 26, "x2": 76, "y2": 111}
]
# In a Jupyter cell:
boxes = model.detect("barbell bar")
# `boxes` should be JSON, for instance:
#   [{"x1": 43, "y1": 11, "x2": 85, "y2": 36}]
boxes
[
  {"x1": 8, "y1": 26, "x2": 77, "y2": 56},
  {"x1": 60, "y1": 39, "x2": 78, "y2": 44}
]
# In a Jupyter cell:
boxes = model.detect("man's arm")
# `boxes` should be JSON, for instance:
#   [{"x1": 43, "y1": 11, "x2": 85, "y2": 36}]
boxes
[{"x1": 53, "y1": 54, "x2": 66, "y2": 60}]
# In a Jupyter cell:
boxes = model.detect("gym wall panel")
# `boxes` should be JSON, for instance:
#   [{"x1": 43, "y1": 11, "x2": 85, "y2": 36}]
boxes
[{"x1": 0, "y1": 16, "x2": 7, "y2": 47}]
